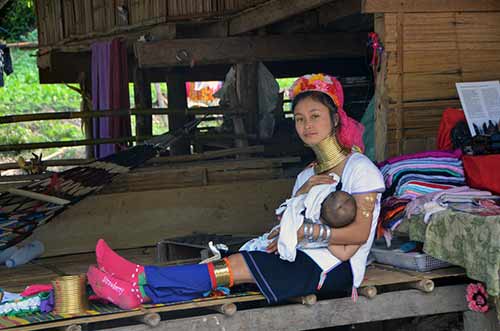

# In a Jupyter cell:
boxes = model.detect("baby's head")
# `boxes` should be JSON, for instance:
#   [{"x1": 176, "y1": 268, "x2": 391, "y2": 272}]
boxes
[{"x1": 320, "y1": 191, "x2": 356, "y2": 228}]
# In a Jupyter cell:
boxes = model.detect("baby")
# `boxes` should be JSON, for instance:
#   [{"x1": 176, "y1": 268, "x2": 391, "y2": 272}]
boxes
[
  {"x1": 240, "y1": 190, "x2": 359, "y2": 261},
  {"x1": 320, "y1": 190, "x2": 359, "y2": 261}
]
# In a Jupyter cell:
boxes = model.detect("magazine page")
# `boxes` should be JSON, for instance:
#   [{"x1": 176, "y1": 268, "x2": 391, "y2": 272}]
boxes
[{"x1": 456, "y1": 81, "x2": 500, "y2": 136}]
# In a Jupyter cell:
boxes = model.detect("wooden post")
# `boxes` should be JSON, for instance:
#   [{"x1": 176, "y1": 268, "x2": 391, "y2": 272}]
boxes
[
  {"x1": 289, "y1": 294, "x2": 317, "y2": 306},
  {"x1": 133, "y1": 68, "x2": 153, "y2": 142},
  {"x1": 373, "y1": 13, "x2": 388, "y2": 161},
  {"x1": 211, "y1": 303, "x2": 237, "y2": 316},
  {"x1": 167, "y1": 74, "x2": 191, "y2": 155},
  {"x1": 133, "y1": 312, "x2": 161, "y2": 327},
  {"x1": 409, "y1": 279, "x2": 435, "y2": 293},
  {"x1": 235, "y1": 62, "x2": 258, "y2": 139},
  {"x1": 358, "y1": 286, "x2": 378, "y2": 299},
  {"x1": 57, "y1": 324, "x2": 81, "y2": 331},
  {"x1": 79, "y1": 72, "x2": 94, "y2": 159}
]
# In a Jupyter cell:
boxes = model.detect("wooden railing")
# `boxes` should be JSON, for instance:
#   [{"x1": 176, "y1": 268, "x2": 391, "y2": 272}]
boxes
[{"x1": 0, "y1": 106, "x2": 245, "y2": 152}]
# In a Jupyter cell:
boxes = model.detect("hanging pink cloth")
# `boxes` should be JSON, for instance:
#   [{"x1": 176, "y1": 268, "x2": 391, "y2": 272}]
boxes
[{"x1": 110, "y1": 38, "x2": 131, "y2": 152}]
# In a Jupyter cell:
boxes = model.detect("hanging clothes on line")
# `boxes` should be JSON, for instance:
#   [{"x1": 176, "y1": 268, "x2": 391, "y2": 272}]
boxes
[{"x1": 0, "y1": 44, "x2": 13, "y2": 87}]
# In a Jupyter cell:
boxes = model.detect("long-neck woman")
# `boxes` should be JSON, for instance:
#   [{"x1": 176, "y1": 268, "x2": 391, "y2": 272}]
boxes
[{"x1": 87, "y1": 74, "x2": 385, "y2": 310}]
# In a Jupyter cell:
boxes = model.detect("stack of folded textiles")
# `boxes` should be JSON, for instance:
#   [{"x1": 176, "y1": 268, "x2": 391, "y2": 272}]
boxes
[{"x1": 377, "y1": 150, "x2": 466, "y2": 240}]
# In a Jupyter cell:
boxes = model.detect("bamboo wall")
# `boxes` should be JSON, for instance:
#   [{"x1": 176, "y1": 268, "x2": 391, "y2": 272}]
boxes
[
  {"x1": 35, "y1": 0, "x2": 268, "y2": 46},
  {"x1": 375, "y1": 10, "x2": 500, "y2": 159}
]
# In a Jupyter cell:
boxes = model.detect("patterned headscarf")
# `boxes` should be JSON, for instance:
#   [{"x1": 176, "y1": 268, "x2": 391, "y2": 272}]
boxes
[{"x1": 290, "y1": 73, "x2": 365, "y2": 152}]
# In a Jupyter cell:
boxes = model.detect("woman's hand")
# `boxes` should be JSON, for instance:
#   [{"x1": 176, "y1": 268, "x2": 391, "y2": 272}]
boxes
[
  {"x1": 295, "y1": 174, "x2": 337, "y2": 196},
  {"x1": 266, "y1": 225, "x2": 305, "y2": 253}
]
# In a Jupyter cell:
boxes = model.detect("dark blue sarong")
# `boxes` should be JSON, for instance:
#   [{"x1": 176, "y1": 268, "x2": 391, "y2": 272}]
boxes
[{"x1": 241, "y1": 250, "x2": 353, "y2": 304}]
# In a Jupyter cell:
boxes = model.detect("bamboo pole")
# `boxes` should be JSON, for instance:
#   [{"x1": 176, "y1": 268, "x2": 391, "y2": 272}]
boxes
[
  {"x1": 0, "y1": 137, "x2": 142, "y2": 152},
  {"x1": 0, "y1": 146, "x2": 271, "y2": 170},
  {"x1": 6, "y1": 42, "x2": 39, "y2": 49},
  {"x1": 147, "y1": 145, "x2": 265, "y2": 164},
  {"x1": 8, "y1": 188, "x2": 71, "y2": 205},
  {"x1": 0, "y1": 134, "x2": 252, "y2": 152},
  {"x1": 0, "y1": 173, "x2": 51, "y2": 182},
  {"x1": 0, "y1": 107, "x2": 242, "y2": 124},
  {"x1": 0, "y1": 159, "x2": 94, "y2": 171},
  {"x1": 409, "y1": 279, "x2": 435, "y2": 293}
]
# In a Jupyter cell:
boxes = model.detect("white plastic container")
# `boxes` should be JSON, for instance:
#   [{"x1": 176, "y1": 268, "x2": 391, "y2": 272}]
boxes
[
  {"x1": 5, "y1": 241, "x2": 44, "y2": 268},
  {"x1": 371, "y1": 246, "x2": 452, "y2": 272}
]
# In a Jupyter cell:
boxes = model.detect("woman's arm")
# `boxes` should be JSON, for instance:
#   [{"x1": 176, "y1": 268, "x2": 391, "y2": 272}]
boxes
[
  {"x1": 266, "y1": 192, "x2": 378, "y2": 252},
  {"x1": 328, "y1": 244, "x2": 360, "y2": 261},
  {"x1": 326, "y1": 192, "x2": 378, "y2": 245}
]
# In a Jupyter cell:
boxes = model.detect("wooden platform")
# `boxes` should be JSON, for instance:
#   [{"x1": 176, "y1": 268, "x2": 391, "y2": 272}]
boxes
[
  {"x1": 0, "y1": 248, "x2": 466, "y2": 293},
  {"x1": 0, "y1": 249, "x2": 472, "y2": 331}
]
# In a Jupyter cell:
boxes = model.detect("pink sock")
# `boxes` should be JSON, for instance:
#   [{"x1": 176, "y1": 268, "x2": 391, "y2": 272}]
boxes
[
  {"x1": 96, "y1": 239, "x2": 145, "y2": 284},
  {"x1": 87, "y1": 265, "x2": 147, "y2": 310}
]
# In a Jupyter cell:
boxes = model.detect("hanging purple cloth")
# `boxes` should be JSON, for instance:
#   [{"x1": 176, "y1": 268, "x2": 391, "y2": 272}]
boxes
[{"x1": 91, "y1": 41, "x2": 115, "y2": 158}]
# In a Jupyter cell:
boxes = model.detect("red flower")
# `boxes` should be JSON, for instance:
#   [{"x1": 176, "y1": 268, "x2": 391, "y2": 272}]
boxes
[{"x1": 466, "y1": 283, "x2": 489, "y2": 313}]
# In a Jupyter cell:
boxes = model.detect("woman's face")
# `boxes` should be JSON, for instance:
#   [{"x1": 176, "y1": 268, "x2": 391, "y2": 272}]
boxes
[{"x1": 294, "y1": 97, "x2": 336, "y2": 146}]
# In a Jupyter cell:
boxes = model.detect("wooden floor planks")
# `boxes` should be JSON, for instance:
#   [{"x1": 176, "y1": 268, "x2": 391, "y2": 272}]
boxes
[{"x1": 0, "y1": 250, "x2": 466, "y2": 292}]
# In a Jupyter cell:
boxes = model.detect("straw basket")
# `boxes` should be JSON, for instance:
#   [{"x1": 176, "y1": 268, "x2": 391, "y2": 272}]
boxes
[{"x1": 52, "y1": 274, "x2": 89, "y2": 314}]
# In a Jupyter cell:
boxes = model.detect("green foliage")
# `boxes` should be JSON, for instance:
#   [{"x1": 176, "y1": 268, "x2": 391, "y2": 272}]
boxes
[
  {"x1": 0, "y1": 33, "x2": 84, "y2": 159},
  {"x1": 277, "y1": 77, "x2": 297, "y2": 92},
  {"x1": 0, "y1": 0, "x2": 36, "y2": 41},
  {"x1": 0, "y1": 47, "x2": 81, "y2": 114},
  {"x1": 277, "y1": 77, "x2": 297, "y2": 113}
]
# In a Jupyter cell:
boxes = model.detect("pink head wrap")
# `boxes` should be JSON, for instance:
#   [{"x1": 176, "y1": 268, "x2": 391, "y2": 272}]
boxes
[{"x1": 290, "y1": 73, "x2": 365, "y2": 152}]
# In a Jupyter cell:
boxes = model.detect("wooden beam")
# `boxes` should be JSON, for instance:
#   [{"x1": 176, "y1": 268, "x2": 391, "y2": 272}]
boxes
[
  {"x1": 32, "y1": 179, "x2": 294, "y2": 256},
  {"x1": 39, "y1": 52, "x2": 91, "y2": 84},
  {"x1": 167, "y1": 73, "x2": 191, "y2": 155},
  {"x1": 40, "y1": 50, "x2": 367, "y2": 84},
  {"x1": 135, "y1": 33, "x2": 366, "y2": 68},
  {"x1": 133, "y1": 69, "x2": 153, "y2": 141},
  {"x1": 362, "y1": 0, "x2": 500, "y2": 13},
  {"x1": 319, "y1": 0, "x2": 363, "y2": 26},
  {"x1": 266, "y1": 11, "x2": 319, "y2": 34},
  {"x1": 228, "y1": 0, "x2": 335, "y2": 35},
  {"x1": 235, "y1": 63, "x2": 257, "y2": 139},
  {"x1": 79, "y1": 72, "x2": 94, "y2": 159},
  {"x1": 107, "y1": 285, "x2": 468, "y2": 330}
]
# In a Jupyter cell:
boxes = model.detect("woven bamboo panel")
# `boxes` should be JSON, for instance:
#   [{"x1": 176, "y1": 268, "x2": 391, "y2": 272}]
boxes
[
  {"x1": 83, "y1": 0, "x2": 93, "y2": 34},
  {"x1": 39, "y1": 0, "x2": 64, "y2": 45},
  {"x1": 61, "y1": 0, "x2": 76, "y2": 38},
  {"x1": 384, "y1": 12, "x2": 500, "y2": 102},
  {"x1": 402, "y1": 137, "x2": 437, "y2": 154},
  {"x1": 71, "y1": 0, "x2": 93, "y2": 36},
  {"x1": 378, "y1": 11, "x2": 500, "y2": 157},
  {"x1": 387, "y1": 72, "x2": 462, "y2": 102},
  {"x1": 36, "y1": 0, "x2": 272, "y2": 45},
  {"x1": 35, "y1": 0, "x2": 48, "y2": 46},
  {"x1": 384, "y1": 99, "x2": 462, "y2": 157},
  {"x1": 456, "y1": 12, "x2": 500, "y2": 43},
  {"x1": 167, "y1": 0, "x2": 221, "y2": 17},
  {"x1": 92, "y1": 0, "x2": 115, "y2": 32},
  {"x1": 128, "y1": 0, "x2": 166, "y2": 24}
]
